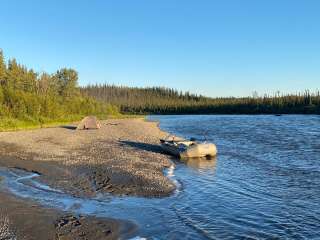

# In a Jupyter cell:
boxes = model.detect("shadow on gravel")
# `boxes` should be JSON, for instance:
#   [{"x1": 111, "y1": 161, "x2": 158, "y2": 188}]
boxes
[
  {"x1": 60, "y1": 125, "x2": 77, "y2": 130},
  {"x1": 119, "y1": 140, "x2": 164, "y2": 154}
]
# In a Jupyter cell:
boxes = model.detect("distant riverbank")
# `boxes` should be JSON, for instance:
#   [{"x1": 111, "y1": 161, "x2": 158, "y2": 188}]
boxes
[{"x1": 82, "y1": 85, "x2": 320, "y2": 115}]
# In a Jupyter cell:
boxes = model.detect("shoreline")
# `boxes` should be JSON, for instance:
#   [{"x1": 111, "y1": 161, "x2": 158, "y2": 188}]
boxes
[
  {"x1": 0, "y1": 115, "x2": 143, "y2": 132},
  {"x1": 0, "y1": 118, "x2": 175, "y2": 239},
  {"x1": 0, "y1": 191, "x2": 128, "y2": 240}
]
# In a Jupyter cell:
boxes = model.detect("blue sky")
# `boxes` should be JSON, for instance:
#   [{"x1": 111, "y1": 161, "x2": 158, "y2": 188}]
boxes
[{"x1": 0, "y1": 0, "x2": 319, "y2": 97}]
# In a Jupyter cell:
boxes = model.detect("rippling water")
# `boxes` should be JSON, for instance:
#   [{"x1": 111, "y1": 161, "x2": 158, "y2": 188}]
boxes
[
  {"x1": 1, "y1": 115, "x2": 320, "y2": 239},
  {"x1": 151, "y1": 115, "x2": 320, "y2": 239}
]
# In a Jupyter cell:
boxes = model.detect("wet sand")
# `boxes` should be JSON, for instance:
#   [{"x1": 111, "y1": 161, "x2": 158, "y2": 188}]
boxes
[
  {"x1": 0, "y1": 192, "x2": 122, "y2": 240},
  {"x1": 0, "y1": 118, "x2": 175, "y2": 239}
]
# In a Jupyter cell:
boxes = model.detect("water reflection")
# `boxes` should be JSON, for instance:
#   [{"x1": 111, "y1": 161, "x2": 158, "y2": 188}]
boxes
[{"x1": 181, "y1": 156, "x2": 217, "y2": 171}]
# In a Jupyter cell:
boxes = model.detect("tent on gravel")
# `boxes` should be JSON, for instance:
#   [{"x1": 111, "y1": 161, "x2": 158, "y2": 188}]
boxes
[{"x1": 76, "y1": 116, "x2": 101, "y2": 130}]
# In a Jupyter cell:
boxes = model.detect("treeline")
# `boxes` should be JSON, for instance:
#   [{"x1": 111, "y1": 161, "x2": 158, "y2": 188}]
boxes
[
  {"x1": 81, "y1": 84, "x2": 320, "y2": 114},
  {"x1": 1, "y1": 47, "x2": 318, "y2": 126},
  {"x1": 0, "y1": 50, "x2": 118, "y2": 129}
]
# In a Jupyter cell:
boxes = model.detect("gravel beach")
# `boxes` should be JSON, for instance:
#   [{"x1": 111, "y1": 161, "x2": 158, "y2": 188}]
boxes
[{"x1": 0, "y1": 118, "x2": 175, "y2": 239}]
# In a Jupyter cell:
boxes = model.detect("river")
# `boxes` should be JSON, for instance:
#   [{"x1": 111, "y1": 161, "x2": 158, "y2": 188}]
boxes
[{"x1": 1, "y1": 115, "x2": 320, "y2": 239}]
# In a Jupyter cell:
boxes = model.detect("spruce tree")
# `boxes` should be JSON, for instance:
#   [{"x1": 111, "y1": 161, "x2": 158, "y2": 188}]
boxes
[
  {"x1": 0, "y1": 50, "x2": 6, "y2": 85},
  {"x1": 6, "y1": 58, "x2": 21, "y2": 89}
]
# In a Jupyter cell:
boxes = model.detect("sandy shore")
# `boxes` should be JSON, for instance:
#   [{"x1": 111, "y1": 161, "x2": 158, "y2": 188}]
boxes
[{"x1": 0, "y1": 118, "x2": 175, "y2": 239}]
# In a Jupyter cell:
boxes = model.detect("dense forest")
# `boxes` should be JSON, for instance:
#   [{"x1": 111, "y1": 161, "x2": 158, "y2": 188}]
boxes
[
  {"x1": 82, "y1": 84, "x2": 320, "y2": 114},
  {"x1": 0, "y1": 50, "x2": 118, "y2": 130},
  {"x1": 1, "y1": 48, "x2": 319, "y2": 130}
]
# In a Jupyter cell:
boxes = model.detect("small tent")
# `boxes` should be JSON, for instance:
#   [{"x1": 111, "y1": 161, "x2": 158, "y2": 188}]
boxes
[{"x1": 76, "y1": 116, "x2": 101, "y2": 130}]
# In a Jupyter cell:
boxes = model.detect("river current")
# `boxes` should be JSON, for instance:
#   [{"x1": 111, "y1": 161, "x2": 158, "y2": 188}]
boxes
[{"x1": 1, "y1": 115, "x2": 320, "y2": 239}]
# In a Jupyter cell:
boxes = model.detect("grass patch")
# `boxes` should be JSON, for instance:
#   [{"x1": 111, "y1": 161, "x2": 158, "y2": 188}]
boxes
[
  {"x1": 111, "y1": 114, "x2": 145, "y2": 119},
  {"x1": 0, "y1": 113, "x2": 143, "y2": 132},
  {"x1": 0, "y1": 116, "x2": 78, "y2": 132},
  {"x1": 0, "y1": 116, "x2": 85, "y2": 132}
]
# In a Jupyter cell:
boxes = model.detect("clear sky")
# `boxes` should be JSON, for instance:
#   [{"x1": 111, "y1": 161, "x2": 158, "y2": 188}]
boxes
[{"x1": 0, "y1": 0, "x2": 319, "y2": 97}]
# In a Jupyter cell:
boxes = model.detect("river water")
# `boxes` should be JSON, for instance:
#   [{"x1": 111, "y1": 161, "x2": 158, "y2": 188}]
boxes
[{"x1": 1, "y1": 115, "x2": 320, "y2": 239}]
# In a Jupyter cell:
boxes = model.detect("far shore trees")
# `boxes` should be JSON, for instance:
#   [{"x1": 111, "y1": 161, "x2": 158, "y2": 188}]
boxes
[{"x1": 81, "y1": 85, "x2": 320, "y2": 115}]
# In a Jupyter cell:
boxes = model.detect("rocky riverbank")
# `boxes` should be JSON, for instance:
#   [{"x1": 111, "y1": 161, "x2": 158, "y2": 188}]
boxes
[{"x1": 0, "y1": 118, "x2": 175, "y2": 239}]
